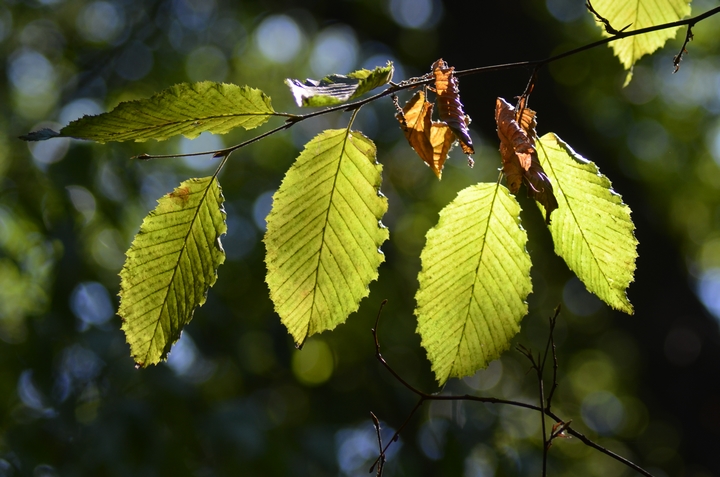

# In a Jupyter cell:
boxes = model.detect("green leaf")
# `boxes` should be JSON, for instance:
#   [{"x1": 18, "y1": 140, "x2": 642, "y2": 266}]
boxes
[
  {"x1": 119, "y1": 177, "x2": 226, "y2": 367},
  {"x1": 265, "y1": 129, "x2": 388, "y2": 346},
  {"x1": 286, "y1": 63, "x2": 394, "y2": 107},
  {"x1": 536, "y1": 133, "x2": 637, "y2": 314},
  {"x1": 23, "y1": 82, "x2": 276, "y2": 143},
  {"x1": 415, "y1": 182, "x2": 532, "y2": 385},
  {"x1": 590, "y1": 0, "x2": 691, "y2": 85}
]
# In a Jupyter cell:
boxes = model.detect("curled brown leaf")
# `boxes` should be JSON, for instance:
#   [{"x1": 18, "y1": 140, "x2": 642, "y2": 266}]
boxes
[
  {"x1": 432, "y1": 59, "x2": 474, "y2": 156},
  {"x1": 495, "y1": 97, "x2": 558, "y2": 223},
  {"x1": 396, "y1": 91, "x2": 456, "y2": 179}
]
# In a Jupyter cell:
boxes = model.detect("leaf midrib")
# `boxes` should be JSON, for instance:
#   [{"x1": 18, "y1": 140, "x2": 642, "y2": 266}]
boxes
[
  {"x1": 305, "y1": 130, "x2": 353, "y2": 343},
  {"x1": 66, "y1": 112, "x2": 281, "y2": 139},
  {"x1": 141, "y1": 178, "x2": 216, "y2": 365},
  {"x1": 537, "y1": 137, "x2": 618, "y2": 300},
  {"x1": 449, "y1": 182, "x2": 501, "y2": 379}
]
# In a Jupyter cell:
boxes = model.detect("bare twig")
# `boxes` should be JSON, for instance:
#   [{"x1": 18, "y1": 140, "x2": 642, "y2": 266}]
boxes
[
  {"x1": 673, "y1": 25, "x2": 694, "y2": 73},
  {"x1": 543, "y1": 306, "x2": 561, "y2": 409},
  {"x1": 371, "y1": 301, "x2": 656, "y2": 477},
  {"x1": 517, "y1": 343, "x2": 549, "y2": 477},
  {"x1": 369, "y1": 412, "x2": 385, "y2": 476}
]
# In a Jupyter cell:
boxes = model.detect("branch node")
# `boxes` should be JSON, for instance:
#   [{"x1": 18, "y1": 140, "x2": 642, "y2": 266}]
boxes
[{"x1": 586, "y1": 0, "x2": 625, "y2": 35}]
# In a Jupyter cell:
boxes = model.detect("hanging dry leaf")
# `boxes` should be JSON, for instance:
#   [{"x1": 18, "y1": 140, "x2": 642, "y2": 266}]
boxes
[
  {"x1": 396, "y1": 91, "x2": 455, "y2": 179},
  {"x1": 495, "y1": 97, "x2": 558, "y2": 223},
  {"x1": 432, "y1": 59, "x2": 474, "y2": 156},
  {"x1": 396, "y1": 91, "x2": 434, "y2": 164},
  {"x1": 428, "y1": 122, "x2": 455, "y2": 178}
]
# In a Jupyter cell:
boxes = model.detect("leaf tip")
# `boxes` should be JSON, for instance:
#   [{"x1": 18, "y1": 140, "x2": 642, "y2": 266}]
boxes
[{"x1": 19, "y1": 128, "x2": 61, "y2": 142}]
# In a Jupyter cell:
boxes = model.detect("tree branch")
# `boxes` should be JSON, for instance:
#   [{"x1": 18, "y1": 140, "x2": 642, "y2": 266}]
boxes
[
  {"x1": 371, "y1": 301, "x2": 656, "y2": 477},
  {"x1": 134, "y1": 5, "x2": 720, "y2": 161}
]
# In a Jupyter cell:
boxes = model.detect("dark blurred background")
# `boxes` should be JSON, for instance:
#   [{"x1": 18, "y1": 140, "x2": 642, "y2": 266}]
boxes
[{"x1": 1, "y1": 0, "x2": 720, "y2": 475}]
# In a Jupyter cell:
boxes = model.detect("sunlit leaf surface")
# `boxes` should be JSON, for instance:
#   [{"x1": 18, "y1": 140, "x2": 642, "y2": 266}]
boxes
[
  {"x1": 415, "y1": 182, "x2": 531, "y2": 385},
  {"x1": 119, "y1": 177, "x2": 226, "y2": 367},
  {"x1": 265, "y1": 129, "x2": 388, "y2": 346},
  {"x1": 286, "y1": 63, "x2": 393, "y2": 107},
  {"x1": 590, "y1": 0, "x2": 691, "y2": 84},
  {"x1": 23, "y1": 82, "x2": 276, "y2": 143},
  {"x1": 537, "y1": 133, "x2": 637, "y2": 313}
]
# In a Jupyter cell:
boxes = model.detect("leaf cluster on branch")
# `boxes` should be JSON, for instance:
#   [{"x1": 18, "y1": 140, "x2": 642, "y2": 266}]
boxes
[{"x1": 19, "y1": 1, "x2": 718, "y2": 474}]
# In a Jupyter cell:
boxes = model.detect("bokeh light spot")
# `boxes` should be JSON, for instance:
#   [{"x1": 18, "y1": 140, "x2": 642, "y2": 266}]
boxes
[
  {"x1": 76, "y1": 1, "x2": 124, "y2": 43},
  {"x1": 180, "y1": 132, "x2": 224, "y2": 171},
  {"x1": 59, "y1": 98, "x2": 103, "y2": 125},
  {"x1": 581, "y1": 391, "x2": 625, "y2": 435},
  {"x1": 463, "y1": 359, "x2": 502, "y2": 391},
  {"x1": 309, "y1": 25, "x2": 358, "y2": 76},
  {"x1": 545, "y1": 0, "x2": 586, "y2": 22},
  {"x1": 254, "y1": 15, "x2": 304, "y2": 64},
  {"x1": 8, "y1": 48, "x2": 56, "y2": 96},
  {"x1": 697, "y1": 268, "x2": 720, "y2": 320},
  {"x1": 66, "y1": 185, "x2": 97, "y2": 223},
  {"x1": 389, "y1": 0, "x2": 440, "y2": 29},
  {"x1": 114, "y1": 41, "x2": 153, "y2": 81},
  {"x1": 185, "y1": 45, "x2": 228, "y2": 82},
  {"x1": 291, "y1": 339, "x2": 333, "y2": 386},
  {"x1": 252, "y1": 190, "x2": 274, "y2": 231},
  {"x1": 173, "y1": 0, "x2": 217, "y2": 31},
  {"x1": 70, "y1": 281, "x2": 114, "y2": 330}
]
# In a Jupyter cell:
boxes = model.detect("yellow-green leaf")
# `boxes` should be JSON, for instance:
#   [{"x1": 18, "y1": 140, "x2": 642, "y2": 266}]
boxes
[
  {"x1": 537, "y1": 133, "x2": 637, "y2": 313},
  {"x1": 590, "y1": 0, "x2": 691, "y2": 84},
  {"x1": 265, "y1": 129, "x2": 388, "y2": 346},
  {"x1": 119, "y1": 177, "x2": 226, "y2": 367},
  {"x1": 23, "y1": 82, "x2": 277, "y2": 143},
  {"x1": 286, "y1": 63, "x2": 394, "y2": 107},
  {"x1": 415, "y1": 182, "x2": 531, "y2": 385}
]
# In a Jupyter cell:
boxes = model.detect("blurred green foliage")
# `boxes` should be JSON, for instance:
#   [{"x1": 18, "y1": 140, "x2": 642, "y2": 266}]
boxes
[{"x1": 1, "y1": 0, "x2": 720, "y2": 476}]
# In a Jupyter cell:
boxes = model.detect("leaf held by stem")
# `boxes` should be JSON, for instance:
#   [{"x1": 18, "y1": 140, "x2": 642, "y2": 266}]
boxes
[
  {"x1": 431, "y1": 59, "x2": 474, "y2": 156},
  {"x1": 395, "y1": 91, "x2": 455, "y2": 179},
  {"x1": 495, "y1": 97, "x2": 558, "y2": 223}
]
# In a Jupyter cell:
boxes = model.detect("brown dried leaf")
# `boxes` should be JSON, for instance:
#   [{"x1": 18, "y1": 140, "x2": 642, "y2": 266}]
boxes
[
  {"x1": 432, "y1": 59, "x2": 474, "y2": 156},
  {"x1": 495, "y1": 97, "x2": 558, "y2": 223},
  {"x1": 396, "y1": 91, "x2": 434, "y2": 160},
  {"x1": 429, "y1": 122, "x2": 455, "y2": 179},
  {"x1": 396, "y1": 91, "x2": 454, "y2": 179}
]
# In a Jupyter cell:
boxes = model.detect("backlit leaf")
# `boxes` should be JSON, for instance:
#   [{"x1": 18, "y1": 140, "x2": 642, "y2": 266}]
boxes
[
  {"x1": 536, "y1": 133, "x2": 637, "y2": 313},
  {"x1": 265, "y1": 129, "x2": 388, "y2": 346},
  {"x1": 286, "y1": 63, "x2": 394, "y2": 107},
  {"x1": 119, "y1": 177, "x2": 227, "y2": 367},
  {"x1": 590, "y1": 0, "x2": 691, "y2": 85},
  {"x1": 22, "y1": 82, "x2": 276, "y2": 143},
  {"x1": 416, "y1": 182, "x2": 531, "y2": 385}
]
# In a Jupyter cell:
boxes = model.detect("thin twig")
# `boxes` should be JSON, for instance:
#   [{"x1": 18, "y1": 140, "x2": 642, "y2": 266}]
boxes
[
  {"x1": 369, "y1": 412, "x2": 385, "y2": 476},
  {"x1": 673, "y1": 25, "x2": 694, "y2": 73},
  {"x1": 543, "y1": 306, "x2": 561, "y2": 410},
  {"x1": 132, "y1": 5, "x2": 720, "y2": 161},
  {"x1": 372, "y1": 301, "x2": 656, "y2": 477}
]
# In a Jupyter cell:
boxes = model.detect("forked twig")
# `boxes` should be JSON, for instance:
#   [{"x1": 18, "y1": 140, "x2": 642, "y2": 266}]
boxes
[{"x1": 371, "y1": 301, "x2": 655, "y2": 477}]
